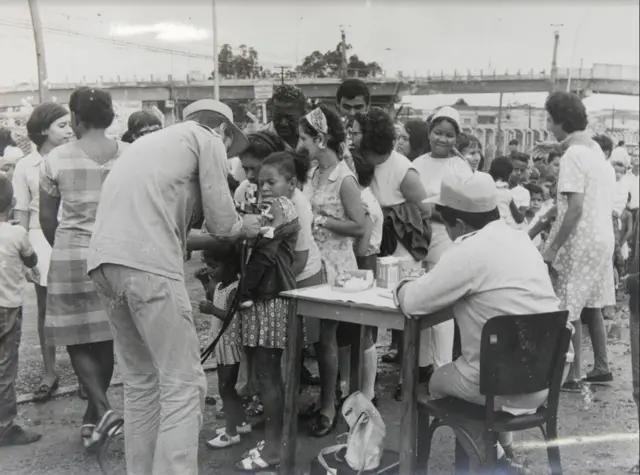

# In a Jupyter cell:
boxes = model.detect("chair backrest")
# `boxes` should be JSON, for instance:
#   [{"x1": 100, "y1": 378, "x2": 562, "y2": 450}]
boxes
[{"x1": 479, "y1": 311, "x2": 570, "y2": 398}]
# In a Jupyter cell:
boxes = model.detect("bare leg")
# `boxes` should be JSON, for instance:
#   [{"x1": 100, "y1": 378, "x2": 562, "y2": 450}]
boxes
[
  {"x1": 35, "y1": 285, "x2": 57, "y2": 386},
  {"x1": 316, "y1": 320, "x2": 338, "y2": 421},
  {"x1": 583, "y1": 307, "x2": 610, "y2": 376}
]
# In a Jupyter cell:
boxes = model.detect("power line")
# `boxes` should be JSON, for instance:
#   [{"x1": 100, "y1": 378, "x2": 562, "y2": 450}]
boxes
[
  {"x1": 1, "y1": 17, "x2": 296, "y2": 67},
  {"x1": 0, "y1": 19, "x2": 215, "y2": 60}
]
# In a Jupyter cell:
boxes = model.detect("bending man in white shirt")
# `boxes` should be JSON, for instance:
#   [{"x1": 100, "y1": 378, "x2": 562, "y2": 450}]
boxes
[{"x1": 395, "y1": 170, "x2": 571, "y2": 473}]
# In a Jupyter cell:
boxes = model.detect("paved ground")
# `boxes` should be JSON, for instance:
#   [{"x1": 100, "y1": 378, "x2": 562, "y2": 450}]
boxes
[{"x1": 2, "y1": 255, "x2": 639, "y2": 474}]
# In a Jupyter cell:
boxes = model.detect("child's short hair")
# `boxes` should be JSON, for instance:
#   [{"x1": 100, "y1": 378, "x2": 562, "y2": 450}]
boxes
[
  {"x1": 489, "y1": 156, "x2": 513, "y2": 182},
  {"x1": 511, "y1": 152, "x2": 530, "y2": 165},
  {"x1": 528, "y1": 167, "x2": 541, "y2": 182},
  {"x1": 262, "y1": 151, "x2": 310, "y2": 186},
  {"x1": 525, "y1": 182, "x2": 543, "y2": 198},
  {"x1": 352, "y1": 149, "x2": 375, "y2": 188},
  {"x1": 0, "y1": 174, "x2": 13, "y2": 213}
]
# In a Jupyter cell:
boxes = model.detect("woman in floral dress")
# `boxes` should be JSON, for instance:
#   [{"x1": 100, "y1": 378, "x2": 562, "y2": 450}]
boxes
[
  {"x1": 300, "y1": 106, "x2": 366, "y2": 436},
  {"x1": 542, "y1": 92, "x2": 616, "y2": 392}
]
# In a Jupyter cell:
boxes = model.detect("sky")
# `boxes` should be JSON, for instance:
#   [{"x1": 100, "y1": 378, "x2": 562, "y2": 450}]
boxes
[{"x1": 1, "y1": 0, "x2": 639, "y2": 111}]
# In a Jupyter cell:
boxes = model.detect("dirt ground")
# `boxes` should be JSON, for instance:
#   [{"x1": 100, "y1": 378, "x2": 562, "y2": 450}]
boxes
[{"x1": 1, "y1": 255, "x2": 638, "y2": 474}]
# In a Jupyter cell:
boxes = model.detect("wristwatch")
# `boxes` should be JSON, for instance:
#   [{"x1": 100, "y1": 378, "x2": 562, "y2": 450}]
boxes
[{"x1": 393, "y1": 278, "x2": 414, "y2": 319}]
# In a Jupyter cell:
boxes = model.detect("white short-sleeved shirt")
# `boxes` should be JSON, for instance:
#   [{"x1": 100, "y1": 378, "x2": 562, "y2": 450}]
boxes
[
  {"x1": 361, "y1": 187, "x2": 383, "y2": 256},
  {"x1": 495, "y1": 181, "x2": 518, "y2": 228},
  {"x1": 370, "y1": 151, "x2": 414, "y2": 207},
  {"x1": 12, "y1": 151, "x2": 44, "y2": 229},
  {"x1": 290, "y1": 188, "x2": 323, "y2": 281},
  {"x1": 411, "y1": 153, "x2": 472, "y2": 199},
  {"x1": 510, "y1": 185, "x2": 531, "y2": 209},
  {"x1": 612, "y1": 176, "x2": 631, "y2": 216},
  {"x1": 626, "y1": 172, "x2": 639, "y2": 210},
  {"x1": 0, "y1": 222, "x2": 35, "y2": 307}
]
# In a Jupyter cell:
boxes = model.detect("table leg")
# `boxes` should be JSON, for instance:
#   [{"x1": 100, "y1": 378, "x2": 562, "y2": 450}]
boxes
[
  {"x1": 349, "y1": 324, "x2": 365, "y2": 396},
  {"x1": 281, "y1": 300, "x2": 301, "y2": 475},
  {"x1": 400, "y1": 318, "x2": 420, "y2": 475}
]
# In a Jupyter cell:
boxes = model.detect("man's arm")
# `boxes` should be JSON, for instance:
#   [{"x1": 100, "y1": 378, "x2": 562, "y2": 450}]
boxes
[
  {"x1": 196, "y1": 131, "x2": 259, "y2": 239},
  {"x1": 395, "y1": 243, "x2": 478, "y2": 316}
]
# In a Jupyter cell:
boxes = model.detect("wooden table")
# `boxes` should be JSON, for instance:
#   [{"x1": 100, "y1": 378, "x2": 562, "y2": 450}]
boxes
[{"x1": 280, "y1": 285, "x2": 453, "y2": 475}]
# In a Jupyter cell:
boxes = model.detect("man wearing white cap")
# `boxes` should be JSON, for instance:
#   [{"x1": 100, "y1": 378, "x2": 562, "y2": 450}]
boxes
[
  {"x1": 395, "y1": 170, "x2": 570, "y2": 472},
  {"x1": 87, "y1": 99, "x2": 261, "y2": 475}
]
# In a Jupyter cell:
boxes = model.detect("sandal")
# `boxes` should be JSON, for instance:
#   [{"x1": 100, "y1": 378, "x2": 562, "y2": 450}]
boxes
[
  {"x1": 381, "y1": 349, "x2": 399, "y2": 363},
  {"x1": 80, "y1": 424, "x2": 95, "y2": 449},
  {"x1": 235, "y1": 446, "x2": 279, "y2": 472},
  {"x1": 87, "y1": 410, "x2": 122, "y2": 449},
  {"x1": 206, "y1": 431, "x2": 240, "y2": 449},
  {"x1": 33, "y1": 377, "x2": 59, "y2": 402},
  {"x1": 245, "y1": 397, "x2": 264, "y2": 418},
  {"x1": 242, "y1": 440, "x2": 265, "y2": 459},
  {"x1": 310, "y1": 413, "x2": 337, "y2": 438},
  {"x1": 215, "y1": 422, "x2": 251, "y2": 435}
]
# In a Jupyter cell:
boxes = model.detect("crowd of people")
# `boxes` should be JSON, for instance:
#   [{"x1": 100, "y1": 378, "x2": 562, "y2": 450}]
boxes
[{"x1": 0, "y1": 78, "x2": 637, "y2": 475}]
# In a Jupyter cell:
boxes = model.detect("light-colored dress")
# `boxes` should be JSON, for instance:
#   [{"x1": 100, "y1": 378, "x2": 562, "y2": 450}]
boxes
[
  {"x1": 12, "y1": 151, "x2": 52, "y2": 286},
  {"x1": 41, "y1": 140, "x2": 127, "y2": 346},
  {"x1": 241, "y1": 196, "x2": 298, "y2": 349},
  {"x1": 212, "y1": 281, "x2": 242, "y2": 366},
  {"x1": 304, "y1": 160, "x2": 358, "y2": 285},
  {"x1": 546, "y1": 133, "x2": 616, "y2": 322}
]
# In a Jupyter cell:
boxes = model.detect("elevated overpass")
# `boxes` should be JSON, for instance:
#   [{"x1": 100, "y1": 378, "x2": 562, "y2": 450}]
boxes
[
  {"x1": 406, "y1": 66, "x2": 639, "y2": 96},
  {"x1": 0, "y1": 65, "x2": 637, "y2": 109}
]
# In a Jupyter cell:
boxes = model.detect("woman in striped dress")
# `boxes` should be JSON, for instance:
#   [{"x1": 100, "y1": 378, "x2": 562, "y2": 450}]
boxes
[{"x1": 39, "y1": 87, "x2": 127, "y2": 449}]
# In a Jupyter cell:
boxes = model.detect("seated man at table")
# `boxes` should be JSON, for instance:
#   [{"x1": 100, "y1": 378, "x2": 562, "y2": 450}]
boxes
[{"x1": 395, "y1": 170, "x2": 571, "y2": 473}]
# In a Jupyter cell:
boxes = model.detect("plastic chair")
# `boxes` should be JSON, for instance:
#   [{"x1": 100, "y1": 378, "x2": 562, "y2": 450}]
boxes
[{"x1": 416, "y1": 311, "x2": 571, "y2": 474}]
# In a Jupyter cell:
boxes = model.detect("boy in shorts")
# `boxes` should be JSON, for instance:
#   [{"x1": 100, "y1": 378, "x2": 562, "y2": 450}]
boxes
[{"x1": 0, "y1": 174, "x2": 41, "y2": 446}]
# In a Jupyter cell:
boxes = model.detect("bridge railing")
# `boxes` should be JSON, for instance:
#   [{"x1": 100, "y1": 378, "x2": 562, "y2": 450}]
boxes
[{"x1": 2, "y1": 65, "x2": 638, "y2": 93}]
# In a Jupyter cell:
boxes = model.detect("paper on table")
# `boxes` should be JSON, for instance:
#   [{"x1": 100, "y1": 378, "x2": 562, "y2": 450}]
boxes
[{"x1": 285, "y1": 285, "x2": 398, "y2": 310}]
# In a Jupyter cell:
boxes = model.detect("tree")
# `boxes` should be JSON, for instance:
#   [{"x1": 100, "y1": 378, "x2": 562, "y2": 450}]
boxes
[
  {"x1": 347, "y1": 55, "x2": 382, "y2": 78},
  {"x1": 296, "y1": 43, "x2": 382, "y2": 78},
  {"x1": 454, "y1": 98, "x2": 469, "y2": 107},
  {"x1": 218, "y1": 44, "x2": 234, "y2": 77},
  {"x1": 211, "y1": 44, "x2": 261, "y2": 79}
]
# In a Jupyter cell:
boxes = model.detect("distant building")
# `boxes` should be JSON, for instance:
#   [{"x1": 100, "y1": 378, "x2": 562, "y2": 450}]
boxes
[{"x1": 398, "y1": 104, "x2": 639, "y2": 157}]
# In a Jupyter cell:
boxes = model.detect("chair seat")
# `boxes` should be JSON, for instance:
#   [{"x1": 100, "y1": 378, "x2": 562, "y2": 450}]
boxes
[{"x1": 418, "y1": 396, "x2": 547, "y2": 432}]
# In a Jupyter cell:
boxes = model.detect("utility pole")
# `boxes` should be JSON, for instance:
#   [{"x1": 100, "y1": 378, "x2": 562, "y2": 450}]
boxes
[
  {"x1": 212, "y1": 0, "x2": 220, "y2": 100},
  {"x1": 275, "y1": 65, "x2": 291, "y2": 85},
  {"x1": 497, "y1": 92, "x2": 504, "y2": 154},
  {"x1": 550, "y1": 25, "x2": 563, "y2": 93},
  {"x1": 339, "y1": 26, "x2": 348, "y2": 79},
  {"x1": 28, "y1": 0, "x2": 49, "y2": 103},
  {"x1": 611, "y1": 107, "x2": 616, "y2": 131}
]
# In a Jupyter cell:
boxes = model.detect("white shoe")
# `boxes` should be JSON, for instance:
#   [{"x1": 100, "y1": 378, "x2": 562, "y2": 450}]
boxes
[
  {"x1": 206, "y1": 431, "x2": 241, "y2": 449},
  {"x1": 215, "y1": 422, "x2": 251, "y2": 435}
]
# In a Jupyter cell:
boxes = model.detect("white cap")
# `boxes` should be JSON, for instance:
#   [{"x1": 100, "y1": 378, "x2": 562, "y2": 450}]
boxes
[
  {"x1": 183, "y1": 99, "x2": 249, "y2": 158},
  {"x1": 424, "y1": 170, "x2": 497, "y2": 213},
  {"x1": 610, "y1": 146, "x2": 630, "y2": 167},
  {"x1": 431, "y1": 106, "x2": 461, "y2": 130}
]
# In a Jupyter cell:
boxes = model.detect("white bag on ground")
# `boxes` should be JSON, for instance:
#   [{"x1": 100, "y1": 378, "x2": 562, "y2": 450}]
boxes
[{"x1": 317, "y1": 391, "x2": 386, "y2": 474}]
